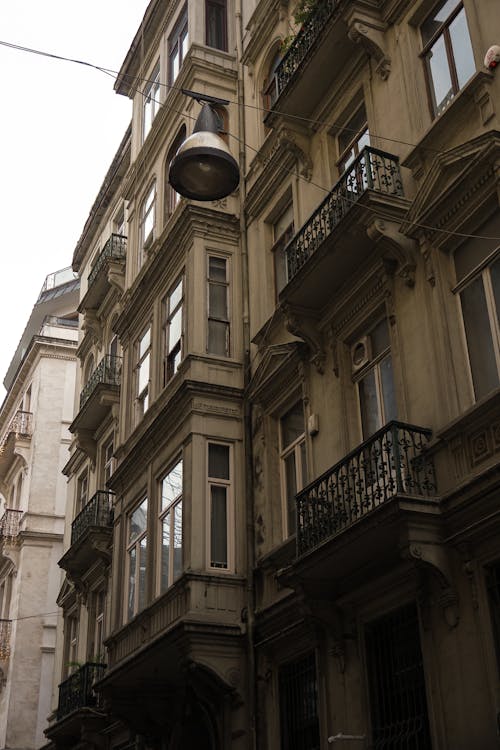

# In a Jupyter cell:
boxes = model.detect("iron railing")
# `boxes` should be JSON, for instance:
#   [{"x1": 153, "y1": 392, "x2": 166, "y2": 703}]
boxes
[
  {"x1": 274, "y1": 0, "x2": 340, "y2": 100},
  {"x1": 285, "y1": 146, "x2": 404, "y2": 283},
  {"x1": 71, "y1": 491, "x2": 114, "y2": 546},
  {"x1": 0, "y1": 619, "x2": 12, "y2": 659},
  {"x1": 0, "y1": 509, "x2": 23, "y2": 540},
  {"x1": 57, "y1": 662, "x2": 106, "y2": 720},
  {"x1": 79, "y1": 355, "x2": 122, "y2": 409},
  {"x1": 297, "y1": 421, "x2": 436, "y2": 556},
  {"x1": 0, "y1": 411, "x2": 33, "y2": 453},
  {"x1": 88, "y1": 234, "x2": 127, "y2": 289}
]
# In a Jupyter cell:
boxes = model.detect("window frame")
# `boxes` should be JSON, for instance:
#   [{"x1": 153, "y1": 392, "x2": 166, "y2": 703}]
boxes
[
  {"x1": 139, "y1": 182, "x2": 156, "y2": 265},
  {"x1": 162, "y1": 275, "x2": 184, "y2": 386},
  {"x1": 126, "y1": 497, "x2": 148, "y2": 621},
  {"x1": 142, "y1": 62, "x2": 161, "y2": 142},
  {"x1": 207, "y1": 253, "x2": 230, "y2": 357},
  {"x1": 271, "y1": 202, "x2": 295, "y2": 298},
  {"x1": 337, "y1": 105, "x2": 370, "y2": 176},
  {"x1": 135, "y1": 325, "x2": 152, "y2": 418},
  {"x1": 102, "y1": 436, "x2": 115, "y2": 486},
  {"x1": 279, "y1": 401, "x2": 307, "y2": 539},
  {"x1": 205, "y1": 0, "x2": 228, "y2": 52},
  {"x1": 76, "y1": 469, "x2": 89, "y2": 514},
  {"x1": 207, "y1": 441, "x2": 234, "y2": 572},
  {"x1": 169, "y1": 8, "x2": 189, "y2": 85},
  {"x1": 157, "y1": 457, "x2": 183, "y2": 595}
]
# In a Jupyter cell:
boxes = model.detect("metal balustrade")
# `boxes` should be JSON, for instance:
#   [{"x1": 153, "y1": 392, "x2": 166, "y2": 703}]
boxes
[
  {"x1": 0, "y1": 619, "x2": 12, "y2": 659},
  {"x1": 79, "y1": 355, "x2": 122, "y2": 409},
  {"x1": 285, "y1": 146, "x2": 404, "y2": 283},
  {"x1": 0, "y1": 411, "x2": 33, "y2": 453},
  {"x1": 0, "y1": 509, "x2": 23, "y2": 540},
  {"x1": 296, "y1": 421, "x2": 436, "y2": 556},
  {"x1": 274, "y1": 0, "x2": 340, "y2": 100},
  {"x1": 71, "y1": 491, "x2": 114, "y2": 546},
  {"x1": 57, "y1": 662, "x2": 106, "y2": 720},
  {"x1": 88, "y1": 234, "x2": 127, "y2": 289}
]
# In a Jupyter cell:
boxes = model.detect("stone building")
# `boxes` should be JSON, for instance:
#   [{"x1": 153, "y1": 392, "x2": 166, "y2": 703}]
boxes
[
  {"x1": 46, "y1": 0, "x2": 500, "y2": 748},
  {"x1": 0, "y1": 268, "x2": 79, "y2": 749}
]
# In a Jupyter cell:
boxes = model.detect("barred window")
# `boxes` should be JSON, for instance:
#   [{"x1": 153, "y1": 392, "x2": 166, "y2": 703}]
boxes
[{"x1": 279, "y1": 652, "x2": 320, "y2": 750}]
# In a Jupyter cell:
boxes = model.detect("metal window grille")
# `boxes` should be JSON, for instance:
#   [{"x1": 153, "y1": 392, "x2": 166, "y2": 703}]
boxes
[
  {"x1": 365, "y1": 603, "x2": 432, "y2": 749},
  {"x1": 279, "y1": 652, "x2": 320, "y2": 750}
]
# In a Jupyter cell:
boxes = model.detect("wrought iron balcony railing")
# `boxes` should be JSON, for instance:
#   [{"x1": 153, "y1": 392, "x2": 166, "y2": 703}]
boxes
[
  {"x1": 274, "y1": 0, "x2": 340, "y2": 101},
  {"x1": 88, "y1": 234, "x2": 127, "y2": 289},
  {"x1": 0, "y1": 411, "x2": 33, "y2": 453},
  {"x1": 0, "y1": 509, "x2": 23, "y2": 540},
  {"x1": 79, "y1": 355, "x2": 122, "y2": 409},
  {"x1": 297, "y1": 421, "x2": 436, "y2": 556},
  {"x1": 57, "y1": 662, "x2": 106, "y2": 720},
  {"x1": 71, "y1": 491, "x2": 114, "y2": 546},
  {"x1": 285, "y1": 147, "x2": 404, "y2": 283},
  {"x1": 0, "y1": 619, "x2": 12, "y2": 659}
]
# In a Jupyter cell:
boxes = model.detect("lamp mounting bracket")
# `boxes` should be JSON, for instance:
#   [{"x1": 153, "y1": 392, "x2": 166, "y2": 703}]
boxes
[{"x1": 181, "y1": 88, "x2": 230, "y2": 107}]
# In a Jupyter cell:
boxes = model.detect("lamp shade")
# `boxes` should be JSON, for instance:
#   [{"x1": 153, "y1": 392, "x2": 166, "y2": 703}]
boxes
[{"x1": 168, "y1": 104, "x2": 240, "y2": 201}]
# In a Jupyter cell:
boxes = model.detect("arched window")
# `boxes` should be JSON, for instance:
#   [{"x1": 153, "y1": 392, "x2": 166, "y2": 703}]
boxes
[
  {"x1": 262, "y1": 48, "x2": 282, "y2": 115},
  {"x1": 165, "y1": 126, "x2": 186, "y2": 222}
]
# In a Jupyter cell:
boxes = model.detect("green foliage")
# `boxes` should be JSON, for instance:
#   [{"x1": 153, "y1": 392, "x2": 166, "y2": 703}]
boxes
[{"x1": 280, "y1": 0, "x2": 319, "y2": 53}]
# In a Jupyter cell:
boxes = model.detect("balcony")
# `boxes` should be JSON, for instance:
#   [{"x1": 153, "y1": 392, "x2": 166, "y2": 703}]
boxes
[
  {"x1": 70, "y1": 356, "x2": 121, "y2": 435},
  {"x1": 80, "y1": 234, "x2": 127, "y2": 311},
  {"x1": 59, "y1": 491, "x2": 114, "y2": 579},
  {"x1": 0, "y1": 619, "x2": 11, "y2": 659},
  {"x1": 279, "y1": 147, "x2": 408, "y2": 311},
  {"x1": 0, "y1": 411, "x2": 33, "y2": 478},
  {"x1": 56, "y1": 662, "x2": 106, "y2": 720},
  {"x1": 0, "y1": 509, "x2": 23, "y2": 541}
]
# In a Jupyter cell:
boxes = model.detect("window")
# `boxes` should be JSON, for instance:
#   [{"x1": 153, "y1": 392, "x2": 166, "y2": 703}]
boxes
[
  {"x1": 114, "y1": 208, "x2": 126, "y2": 237},
  {"x1": 169, "y1": 9, "x2": 188, "y2": 84},
  {"x1": 262, "y1": 50, "x2": 281, "y2": 114},
  {"x1": 64, "y1": 615, "x2": 79, "y2": 676},
  {"x1": 143, "y1": 63, "x2": 161, "y2": 141},
  {"x1": 353, "y1": 317, "x2": 397, "y2": 439},
  {"x1": 76, "y1": 470, "x2": 89, "y2": 514},
  {"x1": 486, "y1": 562, "x2": 500, "y2": 675},
  {"x1": 421, "y1": 0, "x2": 475, "y2": 116},
  {"x1": 206, "y1": 0, "x2": 227, "y2": 51},
  {"x1": 136, "y1": 326, "x2": 151, "y2": 417},
  {"x1": 272, "y1": 202, "x2": 294, "y2": 296},
  {"x1": 207, "y1": 255, "x2": 230, "y2": 356},
  {"x1": 279, "y1": 652, "x2": 320, "y2": 750},
  {"x1": 139, "y1": 183, "x2": 156, "y2": 263},
  {"x1": 88, "y1": 590, "x2": 105, "y2": 662},
  {"x1": 102, "y1": 437, "x2": 115, "y2": 485},
  {"x1": 455, "y1": 242, "x2": 500, "y2": 401},
  {"x1": 208, "y1": 443, "x2": 231, "y2": 570},
  {"x1": 338, "y1": 105, "x2": 370, "y2": 175},
  {"x1": 280, "y1": 402, "x2": 307, "y2": 537},
  {"x1": 158, "y1": 459, "x2": 183, "y2": 593},
  {"x1": 127, "y1": 499, "x2": 148, "y2": 620},
  {"x1": 162, "y1": 277, "x2": 183, "y2": 385},
  {"x1": 165, "y1": 126, "x2": 186, "y2": 221}
]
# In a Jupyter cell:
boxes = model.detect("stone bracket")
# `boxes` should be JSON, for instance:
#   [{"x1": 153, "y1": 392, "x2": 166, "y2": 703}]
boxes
[
  {"x1": 367, "y1": 218, "x2": 418, "y2": 287},
  {"x1": 282, "y1": 304, "x2": 325, "y2": 373},
  {"x1": 403, "y1": 542, "x2": 459, "y2": 629},
  {"x1": 82, "y1": 309, "x2": 103, "y2": 348},
  {"x1": 347, "y1": 17, "x2": 391, "y2": 80}
]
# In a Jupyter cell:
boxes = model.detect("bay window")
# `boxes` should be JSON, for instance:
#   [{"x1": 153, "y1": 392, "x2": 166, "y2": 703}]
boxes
[{"x1": 158, "y1": 459, "x2": 183, "y2": 593}]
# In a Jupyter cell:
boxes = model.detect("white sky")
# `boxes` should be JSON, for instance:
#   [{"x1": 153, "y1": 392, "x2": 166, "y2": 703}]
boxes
[{"x1": 0, "y1": 0, "x2": 148, "y2": 401}]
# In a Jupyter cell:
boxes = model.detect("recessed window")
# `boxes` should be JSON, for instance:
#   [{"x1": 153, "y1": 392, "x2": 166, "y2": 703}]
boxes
[
  {"x1": 206, "y1": 0, "x2": 227, "y2": 51},
  {"x1": 280, "y1": 402, "x2": 307, "y2": 537},
  {"x1": 169, "y1": 9, "x2": 188, "y2": 84},
  {"x1": 158, "y1": 459, "x2": 183, "y2": 593},
  {"x1": 207, "y1": 255, "x2": 230, "y2": 356},
  {"x1": 139, "y1": 183, "x2": 156, "y2": 264},
  {"x1": 262, "y1": 50, "x2": 281, "y2": 115},
  {"x1": 272, "y1": 202, "x2": 294, "y2": 296},
  {"x1": 88, "y1": 590, "x2": 106, "y2": 662},
  {"x1": 136, "y1": 326, "x2": 151, "y2": 417},
  {"x1": 102, "y1": 437, "x2": 115, "y2": 486},
  {"x1": 421, "y1": 0, "x2": 475, "y2": 116},
  {"x1": 143, "y1": 63, "x2": 161, "y2": 141},
  {"x1": 162, "y1": 277, "x2": 184, "y2": 386},
  {"x1": 208, "y1": 443, "x2": 231, "y2": 570},
  {"x1": 338, "y1": 105, "x2": 370, "y2": 176},
  {"x1": 76, "y1": 469, "x2": 89, "y2": 514},
  {"x1": 127, "y1": 499, "x2": 148, "y2": 620}
]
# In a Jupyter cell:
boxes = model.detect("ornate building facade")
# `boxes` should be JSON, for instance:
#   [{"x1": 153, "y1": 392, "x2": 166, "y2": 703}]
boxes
[{"x1": 46, "y1": 0, "x2": 500, "y2": 748}]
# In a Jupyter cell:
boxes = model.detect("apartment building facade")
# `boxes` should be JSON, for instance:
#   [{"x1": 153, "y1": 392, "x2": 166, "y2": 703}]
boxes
[
  {"x1": 0, "y1": 268, "x2": 78, "y2": 749},
  {"x1": 46, "y1": 0, "x2": 500, "y2": 748}
]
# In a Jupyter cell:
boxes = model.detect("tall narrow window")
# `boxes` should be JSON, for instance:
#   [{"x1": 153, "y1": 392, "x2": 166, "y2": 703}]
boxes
[
  {"x1": 162, "y1": 277, "x2": 183, "y2": 386},
  {"x1": 102, "y1": 437, "x2": 115, "y2": 485},
  {"x1": 455, "y1": 239, "x2": 500, "y2": 402},
  {"x1": 262, "y1": 50, "x2": 281, "y2": 114},
  {"x1": 421, "y1": 0, "x2": 475, "y2": 116},
  {"x1": 88, "y1": 590, "x2": 106, "y2": 662},
  {"x1": 338, "y1": 105, "x2": 370, "y2": 176},
  {"x1": 143, "y1": 63, "x2": 161, "y2": 141},
  {"x1": 158, "y1": 459, "x2": 183, "y2": 593},
  {"x1": 352, "y1": 317, "x2": 397, "y2": 439},
  {"x1": 76, "y1": 470, "x2": 89, "y2": 514},
  {"x1": 139, "y1": 183, "x2": 156, "y2": 264},
  {"x1": 165, "y1": 126, "x2": 186, "y2": 221},
  {"x1": 207, "y1": 255, "x2": 230, "y2": 356},
  {"x1": 136, "y1": 326, "x2": 151, "y2": 417},
  {"x1": 279, "y1": 652, "x2": 320, "y2": 750},
  {"x1": 169, "y1": 9, "x2": 189, "y2": 84},
  {"x1": 208, "y1": 443, "x2": 231, "y2": 570},
  {"x1": 127, "y1": 499, "x2": 148, "y2": 620},
  {"x1": 280, "y1": 402, "x2": 307, "y2": 537},
  {"x1": 64, "y1": 615, "x2": 79, "y2": 676},
  {"x1": 206, "y1": 0, "x2": 227, "y2": 51},
  {"x1": 272, "y1": 202, "x2": 294, "y2": 296}
]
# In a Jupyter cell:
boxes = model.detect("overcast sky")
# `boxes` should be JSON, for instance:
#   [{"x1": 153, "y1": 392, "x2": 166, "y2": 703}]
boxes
[{"x1": 0, "y1": 1, "x2": 148, "y2": 401}]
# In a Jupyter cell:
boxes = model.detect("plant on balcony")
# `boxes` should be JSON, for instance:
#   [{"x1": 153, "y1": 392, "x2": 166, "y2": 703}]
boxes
[{"x1": 281, "y1": 0, "x2": 320, "y2": 53}]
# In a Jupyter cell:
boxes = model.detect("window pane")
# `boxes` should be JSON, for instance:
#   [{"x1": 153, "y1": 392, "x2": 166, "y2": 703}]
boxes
[
  {"x1": 129, "y1": 499, "x2": 148, "y2": 543},
  {"x1": 182, "y1": 29, "x2": 189, "y2": 60},
  {"x1": 170, "y1": 279, "x2": 183, "y2": 310},
  {"x1": 380, "y1": 355, "x2": 397, "y2": 423},
  {"x1": 138, "y1": 354, "x2": 150, "y2": 394},
  {"x1": 209, "y1": 256, "x2": 227, "y2": 281},
  {"x1": 162, "y1": 460, "x2": 183, "y2": 510},
  {"x1": 161, "y1": 512, "x2": 170, "y2": 593},
  {"x1": 139, "y1": 328, "x2": 151, "y2": 357},
  {"x1": 359, "y1": 368, "x2": 380, "y2": 438},
  {"x1": 209, "y1": 443, "x2": 230, "y2": 479},
  {"x1": 427, "y1": 35, "x2": 453, "y2": 113},
  {"x1": 206, "y1": 1, "x2": 226, "y2": 50},
  {"x1": 281, "y1": 402, "x2": 305, "y2": 448},
  {"x1": 421, "y1": 0, "x2": 457, "y2": 44},
  {"x1": 449, "y1": 9, "x2": 475, "y2": 88},
  {"x1": 371, "y1": 318, "x2": 390, "y2": 357},
  {"x1": 284, "y1": 452, "x2": 297, "y2": 535},
  {"x1": 128, "y1": 547, "x2": 136, "y2": 620},
  {"x1": 210, "y1": 486, "x2": 227, "y2": 568},
  {"x1": 138, "y1": 538, "x2": 147, "y2": 612},
  {"x1": 461, "y1": 277, "x2": 499, "y2": 399},
  {"x1": 208, "y1": 319, "x2": 228, "y2": 355},
  {"x1": 209, "y1": 283, "x2": 228, "y2": 319},
  {"x1": 169, "y1": 308, "x2": 182, "y2": 352},
  {"x1": 173, "y1": 501, "x2": 183, "y2": 580}
]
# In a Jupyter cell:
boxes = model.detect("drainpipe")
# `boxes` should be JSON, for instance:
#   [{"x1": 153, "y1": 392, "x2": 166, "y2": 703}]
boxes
[{"x1": 234, "y1": 3, "x2": 257, "y2": 750}]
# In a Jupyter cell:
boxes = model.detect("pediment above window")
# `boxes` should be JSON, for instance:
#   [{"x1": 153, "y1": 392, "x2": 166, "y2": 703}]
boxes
[
  {"x1": 402, "y1": 130, "x2": 500, "y2": 249},
  {"x1": 248, "y1": 341, "x2": 308, "y2": 408}
]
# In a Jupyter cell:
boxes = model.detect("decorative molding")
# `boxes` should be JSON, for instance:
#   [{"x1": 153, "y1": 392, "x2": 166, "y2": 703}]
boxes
[
  {"x1": 367, "y1": 218, "x2": 417, "y2": 287},
  {"x1": 282, "y1": 304, "x2": 325, "y2": 374},
  {"x1": 81, "y1": 310, "x2": 103, "y2": 349},
  {"x1": 107, "y1": 258, "x2": 126, "y2": 295},
  {"x1": 347, "y1": 19, "x2": 391, "y2": 80},
  {"x1": 405, "y1": 543, "x2": 459, "y2": 629}
]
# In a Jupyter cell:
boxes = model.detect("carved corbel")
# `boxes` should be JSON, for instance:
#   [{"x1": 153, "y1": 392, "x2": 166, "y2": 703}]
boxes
[
  {"x1": 367, "y1": 218, "x2": 417, "y2": 287},
  {"x1": 347, "y1": 19, "x2": 391, "y2": 80},
  {"x1": 279, "y1": 129, "x2": 313, "y2": 180},
  {"x1": 82, "y1": 310, "x2": 103, "y2": 348},
  {"x1": 75, "y1": 429, "x2": 97, "y2": 466},
  {"x1": 107, "y1": 259, "x2": 126, "y2": 296},
  {"x1": 404, "y1": 543, "x2": 459, "y2": 629},
  {"x1": 282, "y1": 304, "x2": 325, "y2": 374}
]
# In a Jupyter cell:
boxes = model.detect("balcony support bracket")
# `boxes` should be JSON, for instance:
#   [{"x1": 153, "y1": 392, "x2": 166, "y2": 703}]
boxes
[
  {"x1": 82, "y1": 310, "x2": 103, "y2": 348},
  {"x1": 404, "y1": 542, "x2": 459, "y2": 629},
  {"x1": 347, "y1": 18, "x2": 391, "y2": 80},
  {"x1": 367, "y1": 218, "x2": 417, "y2": 287},
  {"x1": 76, "y1": 429, "x2": 97, "y2": 467},
  {"x1": 107, "y1": 259, "x2": 126, "y2": 296},
  {"x1": 282, "y1": 304, "x2": 325, "y2": 373}
]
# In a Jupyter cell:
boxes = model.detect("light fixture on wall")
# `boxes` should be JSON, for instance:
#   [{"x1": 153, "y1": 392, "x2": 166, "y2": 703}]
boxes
[{"x1": 168, "y1": 90, "x2": 240, "y2": 201}]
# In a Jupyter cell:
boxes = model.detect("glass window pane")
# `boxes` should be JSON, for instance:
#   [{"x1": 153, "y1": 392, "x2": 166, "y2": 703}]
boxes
[
  {"x1": 209, "y1": 283, "x2": 228, "y2": 318},
  {"x1": 128, "y1": 548, "x2": 136, "y2": 619},
  {"x1": 208, "y1": 319, "x2": 228, "y2": 355},
  {"x1": 162, "y1": 460, "x2": 183, "y2": 510},
  {"x1": 421, "y1": 0, "x2": 457, "y2": 44},
  {"x1": 281, "y1": 402, "x2": 305, "y2": 448},
  {"x1": 285, "y1": 452, "x2": 297, "y2": 535},
  {"x1": 210, "y1": 486, "x2": 227, "y2": 568},
  {"x1": 449, "y1": 9, "x2": 475, "y2": 88},
  {"x1": 169, "y1": 308, "x2": 182, "y2": 351},
  {"x1": 138, "y1": 354, "x2": 150, "y2": 394},
  {"x1": 138, "y1": 538, "x2": 147, "y2": 612},
  {"x1": 129, "y1": 499, "x2": 148, "y2": 543},
  {"x1": 170, "y1": 279, "x2": 183, "y2": 310},
  {"x1": 209, "y1": 256, "x2": 227, "y2": 281},
  {"x1": 370, "y1": 318, "x2": 390, "y2": 357},
  {"x1": 461, "y1": 277, "x2": 499, "y2": 399},
  {"x1": 207, "y1": 1, "x2": 226, "y2": 50},
  {"x1": 173, "y1": 501, "x2": 183, "y2": 580},
  {"x1": 427, "y1": 36, "x2": 453, "y2": 113},
  {"x1": 380, "y1": 355, "x2": 397, "y2": 423},
  {"x1": 139, "y1": 328, "x2": 151, "y2": 357},
  {"x1": 359, "y1": 368, "x2": 380, "y2": 438},
  {"x1": 209, "y1": 443, "x2": 230, "y2": 479},
  {"x1": 182, "y1": 29, "x2": 189, "y2": 60},
  {"x1": 160, "y1": 512, "x2": 170, "y2": 593}
]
